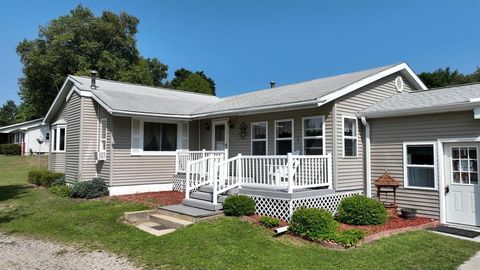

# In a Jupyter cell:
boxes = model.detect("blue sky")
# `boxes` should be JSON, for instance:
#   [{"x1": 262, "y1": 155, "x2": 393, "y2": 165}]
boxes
[{"x1": 1, "y1": 0, "x2": 479, "y2": 103}]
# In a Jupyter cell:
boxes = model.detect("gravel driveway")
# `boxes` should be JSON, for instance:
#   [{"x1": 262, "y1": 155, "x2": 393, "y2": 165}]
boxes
[{"x1": 0, "y1": 233, "x2": 139, "y2": 270}]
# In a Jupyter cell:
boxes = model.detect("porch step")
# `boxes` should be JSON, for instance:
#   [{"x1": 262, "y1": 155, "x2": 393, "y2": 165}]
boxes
[
  {"x1": 182, "y1": 198, "x2": 223, "y2": 211},
  {"x1": 158, "y1": 204, "x2": 223, "y2": 222},
  {"x1": 198, "y1": 185, "x2": 238, "y2": 195},
  {"x1": 190, "y1": 191, "x2": 228, "y2": 203},
  {"x1": 149, "y1": 213, "x2": 193, "y2": 229}
]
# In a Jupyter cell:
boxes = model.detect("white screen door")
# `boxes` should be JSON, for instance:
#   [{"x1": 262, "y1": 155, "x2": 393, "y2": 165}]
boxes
[
  {"x1": 445, "y1": 143, "x2": 480, "y2": 226},
  {"x1": 212, "y1": 120, "x2": 228, "y2": 151}
]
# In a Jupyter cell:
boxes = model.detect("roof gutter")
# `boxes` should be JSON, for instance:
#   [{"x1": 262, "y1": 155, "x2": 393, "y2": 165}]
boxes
[{"x1": 358, "y1": 101, "x2": 480, "y2": 119}]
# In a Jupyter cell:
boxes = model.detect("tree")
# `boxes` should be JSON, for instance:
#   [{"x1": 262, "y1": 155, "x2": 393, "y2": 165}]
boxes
[
  {"x1": 0, "y1": 100, "x2": 18, "y2": 127},
  {"x1": 418, "y1": 67, "x2": 480, "y2": 88},
  {"x1": 178, "y1": 73, "x2": 214, "y2": 94},
  {"x1": 16, "y1": 5, "x2": 168, "y2": 120},
  {"x1": 169, "y1": 68, "x2": 216, "y2": 95}
]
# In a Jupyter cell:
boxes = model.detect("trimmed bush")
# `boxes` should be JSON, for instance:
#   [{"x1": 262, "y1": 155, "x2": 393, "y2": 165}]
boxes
[
  {"x1": 259, "y1": 216, "x2": 280, "y2": 228},
  {"x1": 223, "y1": 195, "x2": 255, "y2": 216},
  {"x1": 27, "y1": 170, "x2": 64, "y2": 187},
  {"x1": 0, "y1": 144, "x2": 21, "y2": 155},
  {"x1": 336, "y1": 195, "x2": 388, "y2": 225},
  {"x1": 49, "y1": 185, "x2": 71, "y2": 197},
  {"x1": 70, "y1": 178, "x2": 109, "y2": 199},
  {"x1": 333, "y1": 229, "x2": 365, "y2": 247},
  {"x1": 289, "y1": 208, "x2": 338, "y2": 241}
]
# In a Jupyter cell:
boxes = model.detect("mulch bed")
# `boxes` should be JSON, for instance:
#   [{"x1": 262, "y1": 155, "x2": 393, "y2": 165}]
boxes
[
  {"x1": 114, "y1": 191, "x2": 185, "y2": 207},
  {"x1": 338, "y1": 214, "x2": 436, "y2": 236},
  {"x1": 243, "y1": 214, "x2": 289, "y2": 228}
]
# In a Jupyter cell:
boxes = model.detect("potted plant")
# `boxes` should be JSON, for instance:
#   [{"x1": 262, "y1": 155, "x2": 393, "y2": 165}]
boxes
[{"x1": 400, "y1": 208, "x2": 417, "y2": 219}]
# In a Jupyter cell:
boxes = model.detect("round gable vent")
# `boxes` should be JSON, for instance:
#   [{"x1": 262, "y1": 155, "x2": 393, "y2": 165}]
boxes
[{"x1": 395, "y1": 76, "x2": 404, "y2": 92}]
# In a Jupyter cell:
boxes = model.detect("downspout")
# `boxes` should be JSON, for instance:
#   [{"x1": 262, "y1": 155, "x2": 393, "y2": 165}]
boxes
[{"x1": 361, "y1": 117, "x2": 372, "y2": 198}]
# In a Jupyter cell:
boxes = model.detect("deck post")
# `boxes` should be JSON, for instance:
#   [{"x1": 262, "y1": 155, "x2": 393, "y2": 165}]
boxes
[
  {"x1": 287, "y1": 153, "x2": 294, "y2": 193},
  {"x1": 201, "y1": 149, "x2": 206, "y2": 177},
  {"x1": 327, "y1": 153, "x2": 333, "y2": 189},
  {"x1": 212, "y1": 157, "x2": 218, "y2": 205},
  {"x1": 237, "y1": 154, "x2": 242, "y2": 189},
  {"x1": 185, "y1": 160, "x2": 190, "y2": 199}
]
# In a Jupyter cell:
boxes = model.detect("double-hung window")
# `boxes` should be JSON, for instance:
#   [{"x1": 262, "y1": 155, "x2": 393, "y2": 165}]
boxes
[
  {"x1": 251, "y1": 122, "x2": 267, "y2": 155},
  {"x1": 51, "y1": 126, "x2": 66, "y2": 152},
  {"x1": 303, "y1": 116, "x2": 324, "y2": 155},
  {"x1": 99, "y1": 118, "x2": 107, "y2": 152},
  {"x1": 343, "y1": 116, "x2": 358, "y2": 157},
  {"x1": 404, "y1": 142, "x2": 436, "y2": 189},
  {"x1": 275, "y1": 119, "x2": 293, "y2": 155},
  {"x1": 131, "y1": 118, "x2": 189, "y2": 155}
]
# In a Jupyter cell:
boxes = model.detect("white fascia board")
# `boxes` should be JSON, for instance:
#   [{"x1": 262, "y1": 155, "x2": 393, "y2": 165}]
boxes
[
  {"x1": 474, "y1": 107, "x2": 480, "y2": 119},
  {"x1": 0, "y1": 119, "x2": 44, "y2": 133},
  {"x1": 358, "y1": 101, "x2": 480, "y2": 119},
  {"x1": 43, "y1": 77, "x2": 75, "y2": 125},
  {"x1": 192, "y1": 99, "x2": 318, "y2": 120},
  {"x1": 317, "y1": 63, "x2": 427, "y2": 106}
]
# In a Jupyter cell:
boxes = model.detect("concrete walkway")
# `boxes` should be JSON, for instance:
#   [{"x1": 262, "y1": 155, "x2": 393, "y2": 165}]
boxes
[{"x1": 458, "y1": 251, "x2": 480, "y2": 270}]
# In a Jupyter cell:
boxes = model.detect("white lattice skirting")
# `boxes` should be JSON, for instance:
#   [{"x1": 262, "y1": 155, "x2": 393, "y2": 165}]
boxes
[
  {"x1": 248, "y1": 191, "x2": 362, "y2": 221},
  {"x1": 172, "y1": 178, "x2": 186, "y2": 192}
]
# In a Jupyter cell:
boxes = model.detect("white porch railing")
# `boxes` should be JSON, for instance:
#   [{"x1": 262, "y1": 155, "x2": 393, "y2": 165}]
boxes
[
  {"x1": 184, "y1": 152, "x2": 333, "y2": 204},
  {"x1": 175, "y1": 149, "x2": 227, "y2": 174}
]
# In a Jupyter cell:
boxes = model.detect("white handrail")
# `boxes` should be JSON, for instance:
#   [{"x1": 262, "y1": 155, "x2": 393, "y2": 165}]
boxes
[
  {"x1": 186, "y1": 152, "x2": 333, "y2": 202},
  {"x1": 176, "y1": 149, "x2": 226, "y2": 174}
]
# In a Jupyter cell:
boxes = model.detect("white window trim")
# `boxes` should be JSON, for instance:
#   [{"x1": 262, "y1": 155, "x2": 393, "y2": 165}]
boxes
[
  {"x1": 251, "y1": 121, "x2": 268, "y2": 155},
  {"x1": 342, "y1": 115, "x2": 358, "y2": 158},
  {"x1": 274, "y1": 118, "x2": 294, "y2": 155},
  {"x1": 302, "y1": 115, "x2": 326, "y2": 155},
  {"x1": 99, "y1": 118, "x2": 107, "y2": 152},
  {"x1": 403, "y1": 141, "x2": 438, "y2": 190},
  {"x1": 130, "y1": 118, "x2": 187, "y2": 156},
  {"x1": 51, "y1": 125, "x2": 66, "y2": 153}
]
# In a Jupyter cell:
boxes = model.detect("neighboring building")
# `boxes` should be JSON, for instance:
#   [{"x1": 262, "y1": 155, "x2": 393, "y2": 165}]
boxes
[
  {"x1": 0, "y1": 118, "x2": 50, "y2": 155},
  {"x1": 43, "y1": 62, "x2": 480, "y2": 227}
]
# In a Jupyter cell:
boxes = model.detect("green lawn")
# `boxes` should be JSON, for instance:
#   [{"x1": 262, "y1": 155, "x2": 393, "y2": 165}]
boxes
[{"x1": 0, "y1": 155, "x2": 479, "y2": 269}]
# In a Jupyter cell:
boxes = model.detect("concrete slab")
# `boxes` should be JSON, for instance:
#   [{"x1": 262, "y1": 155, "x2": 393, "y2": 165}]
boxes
[{"x1": 134, "y1": 222, "x2": 176, "y2": 237}]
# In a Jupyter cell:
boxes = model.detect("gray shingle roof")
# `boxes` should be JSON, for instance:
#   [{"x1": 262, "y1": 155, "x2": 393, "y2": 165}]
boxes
[
  {"x1": 194, "y1": 64, "x2": 397, "y2": 114},
  {"x1": 70, "y1": 76, "x2": 220, "y2": 116},
  {"x1": 360, "y1": 83, "x2": 480, "y2": 117}
]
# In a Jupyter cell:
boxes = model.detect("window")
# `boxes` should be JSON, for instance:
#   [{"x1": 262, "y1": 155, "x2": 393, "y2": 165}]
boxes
[
  {"x1": 99, "y1": 118, "x2": 107, "y2": 152},
  {"x1": 451, "y1": 147, "x2": 478, "y2": 185},
  {"x1": 275, "y1": 119, "x2": 293, "y2": 155},
  {"x1": 404, "y1": 143, "x2": 436, "y2": 189},
  {"x1": 143, "y1": 122, "x2": 177, "y2": 151},
  {"x1": 45, "y1": 132, "x2": 50, "y2": 141},
  {"x1": 251, "y1": 122, "x2": 267, "y2": 155},
  {"x1": 303, "y1": 116, "x2": 324, "y2": 155},
  {"x1": 343, "y1": 116, "x2": 358, "y2": 157},
  {"x1": 51, "y1": 126, "x2": 66, "y2": 152}
]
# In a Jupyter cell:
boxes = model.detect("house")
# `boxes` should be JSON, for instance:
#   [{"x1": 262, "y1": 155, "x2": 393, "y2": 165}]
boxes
[
  {"x1": 0, "y1": 118, "x2": 50, "y2": 155},
  {"x1": 43, "y1": 62, "x2": 480, "y2": 226}
]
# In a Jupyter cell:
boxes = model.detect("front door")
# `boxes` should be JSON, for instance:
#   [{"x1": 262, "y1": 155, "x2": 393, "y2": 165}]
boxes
[
  {"x1": 212, "y1": 120, "x2": 228, "y2": 151},
  {"x1": 445, "y1": 143, "x2": 480, "y2": 226}
]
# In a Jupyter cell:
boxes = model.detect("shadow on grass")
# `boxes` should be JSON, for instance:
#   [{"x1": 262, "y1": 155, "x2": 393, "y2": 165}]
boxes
[{"x1": 0, "y1": 185, "x2": 30, "y2": 201}]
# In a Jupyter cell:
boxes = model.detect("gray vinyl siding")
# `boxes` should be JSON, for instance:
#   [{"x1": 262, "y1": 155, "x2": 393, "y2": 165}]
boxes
[
  {"x1": 370, "y1": 111, "x2": 480, "y2": 218},
  {"x1": 334, "y1": 73, "x2": 414, "y2": 192},
  {"x1": 111, "y1": 116, "x2": 175, "y2": 186},
  {"x1": 64, "y1": 93, "x2": 81, "y2": 181},
  {"x1": 197, "y1": 105, "x2": 334, "y2": 158},
  {"x1": 80, "y1": 97, "x2": 97, "y2": 180},
  {"x1": 95, "y1": 103, "x2": 112, "y2": 183},
  {"x1": 48, "y1": 101, "x2": 68, "y2": 173}
]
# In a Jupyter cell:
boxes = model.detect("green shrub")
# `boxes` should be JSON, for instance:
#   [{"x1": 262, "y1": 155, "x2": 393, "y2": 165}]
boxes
[
  {"x1": 289, "y1": 208, "x2": 338, "y2": 241},
  {"x1": 70, "y1": 178, "x2": 109, "y2": 199},
  {"x1": 27, "y1": 170, "x2": 64, "y2": 187},
  {"x1": 336, "y1": 195, "x2": 388, "y2": 225},
  {"x1": 51, "y1": 177, "x2": 66, "y2": 186},
  {"x1": 49, "y1": 185, "x2": 71, "y2": 197},
  {"x1": 0, "y1": 144, "x2": 21, "y2": 155},
  {"x1": 27, "y1": 170, "x2": 43, "y2": 185},
  {"x1": 259, "y1": 216, "x2": 280, "y2": 228},
  {"x1": 223, "y1": 195, "x2": 255, "y2": 216},
  {"x1": 333, "y1": 229, "x2": 365, "y2": 247}
]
